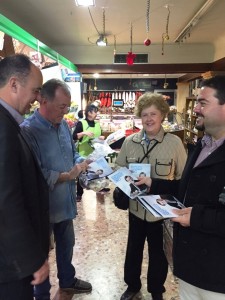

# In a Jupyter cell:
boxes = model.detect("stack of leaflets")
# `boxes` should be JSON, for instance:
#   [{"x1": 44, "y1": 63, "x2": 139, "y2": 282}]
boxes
[
  {"x1": 137, "y1": 194, "x2": 185, "y2": 219},
  {"x1": 108, "y1": 167, "x2": 147, "y2": 199}
]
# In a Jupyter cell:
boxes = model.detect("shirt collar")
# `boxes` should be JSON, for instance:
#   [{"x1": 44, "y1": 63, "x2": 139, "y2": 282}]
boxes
[
  {"x1": 0, "y1": 99, "x2": 24, "y2": 124},
  {"x1": 34, "y1": 108, "x2": 61, "y2": 129},
  {"x1": 201, "y1": 134, "x2": 225, "y2": 148},
  {"x1": 142, "y1": 126, "x2": 165, "y2": 144}
]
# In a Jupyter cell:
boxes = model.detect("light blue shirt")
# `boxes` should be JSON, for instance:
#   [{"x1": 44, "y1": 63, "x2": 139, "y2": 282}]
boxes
[{"x1": 21, "y1": 109, "x2": 84, "y2": 223}]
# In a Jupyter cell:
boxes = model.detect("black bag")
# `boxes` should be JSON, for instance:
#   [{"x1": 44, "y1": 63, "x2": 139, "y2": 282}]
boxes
[{"x1": 113, "y1": 187, "x2": 130, "y2": 210}]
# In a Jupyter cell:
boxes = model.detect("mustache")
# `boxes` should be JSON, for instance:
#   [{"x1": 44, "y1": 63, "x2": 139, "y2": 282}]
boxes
[{"x1": 196, "y1": 112, "x2": 203, "y2": 117}]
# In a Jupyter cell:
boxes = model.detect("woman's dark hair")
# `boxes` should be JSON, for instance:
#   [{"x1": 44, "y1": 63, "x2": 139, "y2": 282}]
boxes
[
  {"x1": 200, "y1": 76, "x2": 225, "y2": 105},
  {"x1": 78, "y1": 110, "x2": 84, "y2": 119},
  {"x1": 85, "y1": 104, "x2": 98, "y2": 118}
]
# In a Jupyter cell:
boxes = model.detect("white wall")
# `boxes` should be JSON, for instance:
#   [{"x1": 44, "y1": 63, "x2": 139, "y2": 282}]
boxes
[
  {"x1": 213, "y1": 34, "x2": 225, "y2": 61},
  {"x1": 41, "y1": 65, "x2": 63, "y2": 83}
]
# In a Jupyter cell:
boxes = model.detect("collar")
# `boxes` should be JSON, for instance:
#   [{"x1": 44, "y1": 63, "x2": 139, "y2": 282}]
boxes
[
  {"x1": 201, "y1": 134, "x2": 225, "y2": 148},
  {"x1": 0, "y1": 99, "x2": 24, "y2": 124},
  {"x1": 132, "y1": 126, "x2": 166, "y2": 144},
  {"x1": 34, "y1": 109, "x2": 61, "y2": 129}
]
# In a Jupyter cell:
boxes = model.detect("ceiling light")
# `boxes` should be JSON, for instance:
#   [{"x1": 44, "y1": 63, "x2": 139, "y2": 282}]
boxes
[
  {"x1": 96, "y1": 35, "x2": 107, "y2": 46},
  {"x1": 93, "y1": 73, "x2": 99, "y2": 78},
  {"x1": 75, "y1": 0, "x2": 95, "y2": 7}
]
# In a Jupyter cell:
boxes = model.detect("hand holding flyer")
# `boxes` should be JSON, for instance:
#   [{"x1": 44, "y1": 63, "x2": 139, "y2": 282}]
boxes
[
  {"x1": 108, "y1": 167, "x2": 147, "y2": 199},
  {"x1": 137, "y1": 194, "x2": 185, "y2": 219},
  {"x1": 86, "y1": 157, "x2": 113, "y2": 181}
]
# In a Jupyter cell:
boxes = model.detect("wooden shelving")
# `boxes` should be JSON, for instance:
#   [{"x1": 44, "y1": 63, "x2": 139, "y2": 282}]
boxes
[{"x1": 183, "y1": 97, "x2": 203, "y2": 146}]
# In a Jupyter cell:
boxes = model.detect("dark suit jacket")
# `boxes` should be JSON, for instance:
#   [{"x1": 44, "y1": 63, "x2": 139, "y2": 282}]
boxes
[
  {"x1": 0, "y1": 104, "x2": 49, "y2": 283},
  {"x1": 173, "y1": 140, "x2": 225, "y2": 293}
]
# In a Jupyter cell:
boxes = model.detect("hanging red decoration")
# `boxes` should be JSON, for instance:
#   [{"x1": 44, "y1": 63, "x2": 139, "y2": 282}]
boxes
[
  {"x1": 126, "y1": 22, "x2": 136, "y2": 65},
  {"x1": 144, "y1": 38, "x2": 151, "y2": 46},
  {"x1": 126, "y1": 52, "x2": 136, "y2": 65}
]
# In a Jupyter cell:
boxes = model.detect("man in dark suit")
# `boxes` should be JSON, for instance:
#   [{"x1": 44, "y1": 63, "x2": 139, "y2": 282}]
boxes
[
  {"x1": 0, "y1": 54, "x2": 49, "y2": 300},
  {"x1": 172, "y1": 76, "x2": 225, "y2": 300}
]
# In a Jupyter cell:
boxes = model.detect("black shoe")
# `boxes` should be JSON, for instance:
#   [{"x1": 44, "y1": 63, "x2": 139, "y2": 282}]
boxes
[
  {"x1": 61, "y1": 278, "x2": 92, "y2": 294},
  {"x1": 120, "y1": 289, "x2": 139, "y2": 300},
  {"x1": 151, "y1": 292, "x2": 164, "y2": 300}
]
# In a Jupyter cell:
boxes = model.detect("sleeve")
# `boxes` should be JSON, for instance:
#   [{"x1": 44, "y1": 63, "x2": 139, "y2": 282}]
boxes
[
  {"x1": 115, "y1": 138, "x2": 129, "y2": 167},
  {"x1": 0, "y1": 122, "x2": 46, "y2": 279},
  {"x1": 150, "y1": 179, "x2": 181, "y2": 198},
  {"x1": 74, "y1": 151, "x2": 85, "y2": 163},
  {"x1": 173, "y1": 137, "x2": 187, "y2": 180},
  {"x1": 21, "y1": 125, "x2": 59, "y2": 190},
  {"x1": 72, "y1": 121, "x2": 83, "y2": 141}
]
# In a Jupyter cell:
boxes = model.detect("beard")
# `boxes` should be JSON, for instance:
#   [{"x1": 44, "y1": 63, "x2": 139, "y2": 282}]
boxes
[
  {"x1": 195, "y1": 123, "x2": 205, "y2": 131},
  {"x1": 195, "y1": 114, "x2": 205, "y2": 131}
]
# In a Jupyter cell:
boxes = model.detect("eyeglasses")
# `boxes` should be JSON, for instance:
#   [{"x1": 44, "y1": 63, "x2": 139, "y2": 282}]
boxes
[{"x1": 56, "y1": 104, "x2": 70, "y2": 112}]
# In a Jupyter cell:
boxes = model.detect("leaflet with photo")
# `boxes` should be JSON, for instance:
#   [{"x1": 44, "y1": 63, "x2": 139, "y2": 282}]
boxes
[
  {"x1": 129, "y1": 163, "x2": 151, "y2": 177},
  {"x1": 86, "y1": 157, "x2": 113, "y2": 181},
  {"x1": 90, "y1": 130, "x2": 125, "y2": 146},
  {"x1": 137, "y1": 194, "x2": 185, "y2": 218},
  {"x1": 108, "y1": 167, "x2": 147, "y2": 199},
  {"x1": 105, "y1": 129, "x2": 125, "y2": 145}
]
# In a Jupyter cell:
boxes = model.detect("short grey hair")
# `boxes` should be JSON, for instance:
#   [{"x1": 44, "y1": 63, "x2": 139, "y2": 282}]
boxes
[{"x1": 40, "y1": 78, "x2": 71, "y2": 101}]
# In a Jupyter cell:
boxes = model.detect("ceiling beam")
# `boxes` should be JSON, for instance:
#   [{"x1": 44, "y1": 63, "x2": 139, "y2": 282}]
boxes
[{"x1": 76, "y1": 63, "x2": 211, "y2": 75}]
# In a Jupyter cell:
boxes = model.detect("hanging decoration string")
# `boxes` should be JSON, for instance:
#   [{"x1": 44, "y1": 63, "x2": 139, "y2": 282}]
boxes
[
  {"x1": 130, "y1": 22, "x2": 133, "y2": 52},
  {"x1": 144, "y1": 0, "x2": 151, "y2": 46},
  {"x1": 114, "y1": 35, "x2": 117, "y2": 55},
  {"x1": 88, "y1": 7, "x2": 100, "y2": 36},
  {"x1": 161, "y1": 5, "x2": 170, "y2": 55},
  {"x1": 103, "y1": 8, "x2": 106, "y2": 36},
  {"x1": 146, "y1": 0, "x2": 150, "y2": 37}
]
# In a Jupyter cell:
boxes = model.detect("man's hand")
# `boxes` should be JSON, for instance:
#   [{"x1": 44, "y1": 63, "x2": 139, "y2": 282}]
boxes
[
  {"x1": 31, "y1": 260, "x2": 49, "y2": 285},
  {"x1": 69, "y1": 161, "x2": 88, "y2": 179},
  {"x1": 171, "y1": 207, "x2": 192, "y2": 227}
]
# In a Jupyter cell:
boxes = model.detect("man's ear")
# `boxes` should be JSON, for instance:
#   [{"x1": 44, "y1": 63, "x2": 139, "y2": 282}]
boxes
[
  {"x1": 9, "y1": 77, "x2": 18, "y2": 92},
  {"x1": 37, "y1": 93, "x2": 46, "y2": 104}
]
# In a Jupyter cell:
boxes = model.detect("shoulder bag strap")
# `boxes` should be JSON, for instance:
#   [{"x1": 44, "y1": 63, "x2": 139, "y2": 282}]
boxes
[{"x1": 139, "y1": 132, "x2": 167, "y2": 163}]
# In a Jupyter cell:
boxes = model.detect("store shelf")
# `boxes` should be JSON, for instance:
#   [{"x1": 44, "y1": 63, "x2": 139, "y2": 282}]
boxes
[{"x1": 183, "y1": 97, "x2": 203, "y2": 145}]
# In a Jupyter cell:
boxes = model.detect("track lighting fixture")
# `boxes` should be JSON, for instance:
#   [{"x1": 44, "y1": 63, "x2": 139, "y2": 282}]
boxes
[{"x1": 96, "y1": 34, "x2": 107, "y2": 46}]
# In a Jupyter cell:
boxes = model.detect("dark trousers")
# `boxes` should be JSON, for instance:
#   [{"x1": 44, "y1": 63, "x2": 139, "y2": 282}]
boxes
[
  {"x1": 124, "y1": 213, "x2": 168, "y2": 294},
  {"x1": 0, "y1": 276, "x2": 33, "y2": 300},
  {"x1": 34, "y1": 220, "x2": 75, "y2": 299},
  {"x1": 77, "y1": 179, "x2": 83, "y2": 197}
]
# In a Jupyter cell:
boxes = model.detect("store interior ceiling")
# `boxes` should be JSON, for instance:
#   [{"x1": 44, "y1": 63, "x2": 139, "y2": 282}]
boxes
[{"x1": 0, "y1": 0, "x2": 225, "y2": 80}]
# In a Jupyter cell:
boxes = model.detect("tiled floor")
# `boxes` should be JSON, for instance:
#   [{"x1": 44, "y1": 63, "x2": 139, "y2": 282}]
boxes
[{"x1": 49, "y1": 188, "x2": 180, "y2": 300}]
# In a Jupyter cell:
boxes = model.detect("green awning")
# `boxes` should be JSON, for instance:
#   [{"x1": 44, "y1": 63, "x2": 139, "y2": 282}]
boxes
[{"x1": 0, "y1": 14, "x2": 77, "y2": 72}]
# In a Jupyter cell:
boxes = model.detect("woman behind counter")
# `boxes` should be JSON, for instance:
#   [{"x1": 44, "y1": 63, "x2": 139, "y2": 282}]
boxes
[
  {"x1": 73, "y1": 104, "x2": 105, "y2": 201},
  {"x1": 115, "y1": 93, "x2": 187, "y2": 300}
]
